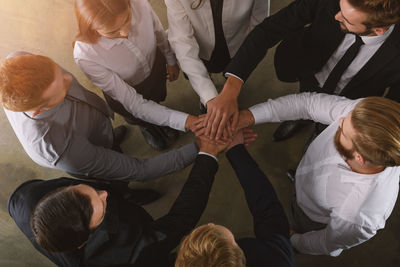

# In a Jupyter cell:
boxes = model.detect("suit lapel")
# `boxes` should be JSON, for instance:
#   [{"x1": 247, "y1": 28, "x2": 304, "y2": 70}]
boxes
[
  {"x1": 341, "y1": 25, "x2": 400, "y2": 95},
  {"x1": 83, "y1": 197, "x2": 119, "y2": 260}
]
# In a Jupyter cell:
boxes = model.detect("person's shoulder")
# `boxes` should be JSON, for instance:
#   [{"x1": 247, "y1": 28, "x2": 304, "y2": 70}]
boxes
[{"x1": 238, "y1": 235, "x2": 294, "y2": 267}]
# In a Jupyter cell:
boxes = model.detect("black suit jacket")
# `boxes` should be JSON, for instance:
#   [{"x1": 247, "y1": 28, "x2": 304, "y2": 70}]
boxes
[
  {"x1": 8, "y1": 155, "x2": 218, "y2": 267},
  {"x1": 226, "y1": 0, "x2": 400, "y2": 101},
  {"x1": 226, "y1": 145, "x2": 294, "y2": 267}
]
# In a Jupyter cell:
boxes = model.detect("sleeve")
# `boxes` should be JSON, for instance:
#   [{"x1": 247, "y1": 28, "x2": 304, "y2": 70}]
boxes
[
  {"x1": 148, "y1": 4, "x2": 177, "y2": 66},
  {"x1": 249, "y1": 0, "x2": 269, "y2": 30},
  {"x1": 156, "y1": 155, "x2": 218, "y2": 235},
  {"x1": 290, "y1": 216, "x2": 376, "y2": 256},
  {"x1": 55, "y1": 135, "x2": 199, "y2": 181},
  {"x1": 248, "y1": 92, "x2": 360, "y2": 125},
  {"x1": 134, "y1": 155, "x2": 218, "y2": 266},
  {"x1": 165, "y1": 0, "x2": 218, "y2": 104},
  {"x1": 75, "y1": 59, "x2": 188, "y2": 131},
  {"x1": 225, "y1": 0, "x2": 321, "y2": 82},
  {"x1": 226, "y1": 145, "x2": 290, "y2": 239}
]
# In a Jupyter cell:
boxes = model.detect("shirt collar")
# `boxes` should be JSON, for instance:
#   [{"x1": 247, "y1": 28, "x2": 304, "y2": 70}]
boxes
[{"x1": 359, "y1": 24, "x2": 395, "y2": 46}]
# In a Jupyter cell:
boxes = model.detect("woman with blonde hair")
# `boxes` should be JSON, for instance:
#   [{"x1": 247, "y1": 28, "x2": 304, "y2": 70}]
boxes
[{"x1": 74, "y1": 0, "x2": 195, "y2": 150}]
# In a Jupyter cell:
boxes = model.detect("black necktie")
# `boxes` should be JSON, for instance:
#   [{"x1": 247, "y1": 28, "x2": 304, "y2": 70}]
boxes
[{"x1": 322, "y1": 35, "x2": 364, "y2": 93}]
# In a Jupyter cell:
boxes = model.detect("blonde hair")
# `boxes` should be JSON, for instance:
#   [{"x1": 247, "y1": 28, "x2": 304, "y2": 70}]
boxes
[
  {"x1": 74, "y1": 0, "x2": 130, "y2": 44},
  {"x1": 0, "y1": 54, "x2": 56, "y2": 111},
  {"x1": 351, "y1": 97, "x2": 400, "y2": 166},
  {"x1": 175, "y1": 224, "x2": 246, "y2": 267}
]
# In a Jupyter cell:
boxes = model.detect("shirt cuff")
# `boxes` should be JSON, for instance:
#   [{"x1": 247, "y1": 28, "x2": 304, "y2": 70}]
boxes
[
  {"x1": 199, "y1": 88, "x2": 219, "y2": 105},
  {"x1": 164, "y1": 51, "x2": 177, "y2": 66},
  {"x1": 248, "y1": 103, "x2": 268, "y2": 125},
  {"x1": 169, "y1": 112, "x2": 189, "y2": 132},
  {"x1": 224, "y1": 72, "x2": 244, "y2": 84},
  {"x1": 198, "y1": 152, "x2": 218, "y2": 162}
]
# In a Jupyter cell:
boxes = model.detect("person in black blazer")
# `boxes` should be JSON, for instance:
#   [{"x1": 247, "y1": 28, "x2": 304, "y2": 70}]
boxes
[
  {"x1": 204, "y1": 0, "x2": 400, "y2": 141},
  {"x1": 8, "y1": 138, "x2": 231, "y2": 267},
  {"x1": 175, "y1": 141, "x2": 294, "y2": 266}
]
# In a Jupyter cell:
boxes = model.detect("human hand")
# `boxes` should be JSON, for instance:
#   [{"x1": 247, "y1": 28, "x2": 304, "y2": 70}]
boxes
[
  {"x1": 225, "y1": 128, "x2": 257, "y2": 151},
  {"x1": 203, "y1": 76, "x2": 243, "y2": 140},
  {"x1": 198, "y1": 135, "x2": 230, "y2": 156},
  {"x1": 243, "y1": 128, "x2": 257, "y2": 146},
  {"x1": 167, "y1": 64, "x2": 180, "y2": 82},
  {"x1": 185, "y1": 115, "x2": 206, "y2": 136},
  {"x1": 237, "y1": 109, "x2": 255, "y2": 130}
]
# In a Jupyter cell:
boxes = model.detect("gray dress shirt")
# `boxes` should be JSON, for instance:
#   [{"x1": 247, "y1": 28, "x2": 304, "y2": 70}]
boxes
[{"x1": 4, "y1": 71, "x2": 198, "y2": 181}]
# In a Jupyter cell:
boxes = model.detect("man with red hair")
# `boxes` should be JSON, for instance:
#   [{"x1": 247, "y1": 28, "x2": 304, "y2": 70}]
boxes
[{"x1": 0, "y1": 52, "x2": 200, "y2": 202}]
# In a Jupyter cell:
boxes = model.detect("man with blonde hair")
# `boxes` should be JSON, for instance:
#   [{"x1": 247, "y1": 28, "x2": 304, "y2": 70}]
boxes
[
  {"x1": 0, "y1": 52, "x2": 200, "y2": 203},
  {"x1": 235, "y1": 92, "x2": 400, "y2": 256},
  {"x1": 176, "y1": 140, "x2": 294, "y2": 266}
]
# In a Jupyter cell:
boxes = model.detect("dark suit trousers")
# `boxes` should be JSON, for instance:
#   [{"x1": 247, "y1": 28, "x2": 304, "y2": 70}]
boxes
[
  {"x1": 103, "y1": 48, "x2": 167, "y2": 127},
  {"x1": 132, "y1": 155, "x2": 218, "y2": 266}
]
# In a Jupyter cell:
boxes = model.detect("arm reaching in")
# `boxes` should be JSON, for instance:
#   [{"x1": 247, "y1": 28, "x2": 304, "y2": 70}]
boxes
[{"x1": 203, "y1": 75, "x2": 243, "y2": 140}]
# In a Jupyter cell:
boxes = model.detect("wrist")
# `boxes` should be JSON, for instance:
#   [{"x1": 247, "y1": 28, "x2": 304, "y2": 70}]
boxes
[
  {"x1": 185, "y1": 115, "x2": 194, "y2": 130},
  {"x1": 244, "y1": 109, "x2": 255, "y2": 126},
  {"x1": 222, "y1": 75, "x2": 243, "y2": 98},
  {"x1": 199, "y1": 147, "x2": 218, "y2": 157}
]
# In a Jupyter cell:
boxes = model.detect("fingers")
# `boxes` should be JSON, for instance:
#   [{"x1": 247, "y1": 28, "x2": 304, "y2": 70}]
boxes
[
  {"x1": 209, "y1": 112, "x2": 223, "y2": 139},
  {"x1": 222, "y1": 123, "x2": 231, "y2": 140},
  {"x1": 214, "y1": 113, "x2": 229, "y2": 140},
  {"x1": 231, "y1": 110, "x2": 239, "y2": 132},
  {"x1": 204, "y1": 109, "x2": 216, "y2": 136}
]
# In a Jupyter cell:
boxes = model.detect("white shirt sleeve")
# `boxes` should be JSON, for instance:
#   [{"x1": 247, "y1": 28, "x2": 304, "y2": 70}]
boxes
[
  {"x1": 166, "y1": 0, "x2": 218, "y2": 104},
  {"x1": 149, "y1": 5, "x2": 177, "y2": 66},
  {"x1": 249, "y1": 92, "x2": 361, "y2": 125},
  {"x1": 290, "y1": 216, "x2": 376, "y2": 256},
  {"x1": 75, "y1": 59, "x2": 188, "y2": 131}
]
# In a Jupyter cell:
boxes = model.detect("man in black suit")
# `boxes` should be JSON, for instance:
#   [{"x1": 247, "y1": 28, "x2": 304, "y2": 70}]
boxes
[
  {"x1": 175, "y1": 141, "x2": 294, "y2": 266},
  {"x1": 203, "y1": 0, "x2": 400, "y2": 141},
  {"x1": 8, "y1": 137, "x2": 239, "y2": 267}
]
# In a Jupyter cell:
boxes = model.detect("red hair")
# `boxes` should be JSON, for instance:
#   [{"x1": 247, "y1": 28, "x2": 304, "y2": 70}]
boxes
[{"x1": 0, "y1": 54, "x2": 56, "y2": 111}]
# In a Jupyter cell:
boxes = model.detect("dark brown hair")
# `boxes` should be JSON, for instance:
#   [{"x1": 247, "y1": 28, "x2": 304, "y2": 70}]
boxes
[
  {"x1": 30, "y1": 186, "x2": 93, "y2": 252},
  {"x1": 348, "y1": 0, "x2": 400, "y2": 28}
]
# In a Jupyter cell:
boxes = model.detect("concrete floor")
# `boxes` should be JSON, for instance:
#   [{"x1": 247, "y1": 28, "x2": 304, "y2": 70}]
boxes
[{"x1": 0, "y1": 0, "x2": 399, "y2": 266}]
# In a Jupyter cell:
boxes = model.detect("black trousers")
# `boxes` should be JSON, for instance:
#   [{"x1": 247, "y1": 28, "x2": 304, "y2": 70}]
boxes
[{"x1": 103, "y1": 48, "x2": 167, "y2": 127}]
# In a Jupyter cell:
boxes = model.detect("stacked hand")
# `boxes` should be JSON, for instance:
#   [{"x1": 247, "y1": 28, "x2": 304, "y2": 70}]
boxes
[
  {"x1": 198, "y1": 128, "x2": 258, "y2": 156},
  {"x1": 202, "y1": 75, "x2": 243, "y2": 140}
]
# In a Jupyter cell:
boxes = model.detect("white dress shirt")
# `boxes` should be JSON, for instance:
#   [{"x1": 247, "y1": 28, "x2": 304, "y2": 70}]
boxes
[
  {"x1": 315, "y1": 25, "x2": 395, "y2": 94},
  {"x1": 166, "y1": 0, "x2": 268, "y2": 104},
  {"x1": 249, "y1": 93, "x2": 400, "y2": 256},
  {"x1": 74, "y1": 0, "x2": 189, "y2": 131}
]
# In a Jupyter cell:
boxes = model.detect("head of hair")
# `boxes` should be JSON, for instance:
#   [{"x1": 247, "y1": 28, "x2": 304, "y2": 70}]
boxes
[
  {"x1": 74, "y1": 0, "x2": 130, "y2": 44},
  {"x1": 0, "y1": 54, "x2": 56, "y2": 112},
  {"x1": 30, "y1": 186, "x2": 94, "y2": 252},
  {"x1": 351, "y1": 97, "x2": 400, "y2": 167},
  {"x1": 175, "y1": 224, "x2": 246, "y2": 267},
  {"x1": 348, "y1": 0, "x2": 400, "y2": 28}
]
